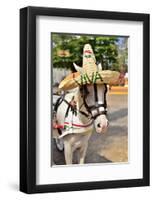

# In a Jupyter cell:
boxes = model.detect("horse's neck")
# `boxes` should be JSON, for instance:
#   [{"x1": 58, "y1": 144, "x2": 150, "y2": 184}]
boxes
[
  {"x1": 74, "y1": 89, "x2": 91, "y2": 123},
  {"x1": 74, "y1": 89, "x2": 82, "y2": 107},
  {"x1": 74, "y1": 88, "x2": 84, "y2": 109},
  {"x1": 63, "y1": 88, "x2": 91, "y2": 124}
]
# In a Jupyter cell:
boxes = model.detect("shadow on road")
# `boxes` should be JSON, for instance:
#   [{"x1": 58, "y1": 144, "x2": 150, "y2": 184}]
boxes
[
  {"x1": 52, "y1": 139, "x2": 111, "y2": 165},
  {"x1": 108, "y1": 108, "x2": 128, "y2": 121}
]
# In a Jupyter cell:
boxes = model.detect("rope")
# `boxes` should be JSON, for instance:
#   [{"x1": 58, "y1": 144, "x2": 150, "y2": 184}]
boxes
[{"x1": 53, "y1": 120, "x2": 93, "y2": 130}]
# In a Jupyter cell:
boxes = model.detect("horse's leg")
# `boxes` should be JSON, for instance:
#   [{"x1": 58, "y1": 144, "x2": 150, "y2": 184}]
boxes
[
  {"x1": 78, "y1": 133, "x2": 92, "y2": 164},
  {"x1": 64, "y1": 140, "x2": 73, "y2": 165},
  {"x1": 78, "y1": 143, "x2": 88, "y2": 164}
]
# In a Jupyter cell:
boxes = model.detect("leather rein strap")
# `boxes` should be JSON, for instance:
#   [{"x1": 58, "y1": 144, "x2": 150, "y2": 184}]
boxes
[{"x1": 81, "y1": 83, "x2": 108, "y2": 119}]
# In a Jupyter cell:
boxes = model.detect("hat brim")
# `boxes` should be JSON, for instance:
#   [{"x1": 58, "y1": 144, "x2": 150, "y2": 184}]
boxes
[{"x1": 59, "y1": 70, "x2": 120, "y2": 91}]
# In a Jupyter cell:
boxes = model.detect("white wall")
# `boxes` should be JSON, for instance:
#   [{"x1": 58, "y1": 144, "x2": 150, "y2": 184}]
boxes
[{"x1": 0, "y1": 0, "x2": 152, "y2": 199}]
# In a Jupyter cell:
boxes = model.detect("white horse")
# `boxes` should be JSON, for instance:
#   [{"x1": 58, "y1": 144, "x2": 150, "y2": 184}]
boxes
[{"x1": 53, "y1": 83, "x2": 109, "y2": 165}]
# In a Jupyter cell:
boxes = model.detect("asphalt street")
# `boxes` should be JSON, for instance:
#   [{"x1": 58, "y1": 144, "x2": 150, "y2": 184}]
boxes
[{"x1": 52, "y1": 93, "x2": 128, "y2": 165}]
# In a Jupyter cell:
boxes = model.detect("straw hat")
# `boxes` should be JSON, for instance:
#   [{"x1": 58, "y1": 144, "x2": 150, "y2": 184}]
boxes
[{"x1": 59, "y1": 44, "x2": 119, "y2": 91}]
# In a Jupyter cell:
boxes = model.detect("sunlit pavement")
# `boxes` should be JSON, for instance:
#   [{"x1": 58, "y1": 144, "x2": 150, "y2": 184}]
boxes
[
  {"x1": 109, "y1": 86, "x2": 128, "y2": 95},
  {"x1": 52, "y1": 91, "x2": 128, "y2": 165}
]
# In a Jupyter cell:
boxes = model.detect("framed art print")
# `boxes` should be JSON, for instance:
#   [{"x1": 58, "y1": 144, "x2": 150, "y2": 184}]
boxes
[{"x1": 20, "y1": 6, "x2": 150, "y2": 193}]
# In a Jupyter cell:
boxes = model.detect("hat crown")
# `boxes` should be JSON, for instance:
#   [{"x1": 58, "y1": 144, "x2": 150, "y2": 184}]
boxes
[{"x1": 82, "y1": 44, "x2": 97, "y2": 73}]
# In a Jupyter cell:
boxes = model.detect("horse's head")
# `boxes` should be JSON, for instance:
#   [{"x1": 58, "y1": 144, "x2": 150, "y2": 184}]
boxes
[{"x1": 80, "y1": 84, "x2": 109, "y2": 134}]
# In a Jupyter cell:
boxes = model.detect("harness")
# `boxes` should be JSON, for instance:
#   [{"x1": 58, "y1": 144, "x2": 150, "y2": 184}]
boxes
[
  {"x1": 53, "y1": 84, "x2": 108, "y2": 135},
  {"x1": 80, "y1": 83, "x2": 107, "y2": 119},
  {"x1": 53, "y1": 94, "x2": 93, "y2": 135}
]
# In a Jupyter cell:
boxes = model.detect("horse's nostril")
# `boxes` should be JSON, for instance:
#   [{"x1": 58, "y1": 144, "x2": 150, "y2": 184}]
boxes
[{"x1": 97, "y1": 123, "x2": 101, "y2": 128}]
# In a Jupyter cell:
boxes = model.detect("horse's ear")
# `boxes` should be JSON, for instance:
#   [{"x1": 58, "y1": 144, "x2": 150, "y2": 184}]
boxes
[
  {"x1": 97, "y1": 63, "x2": 103, "y2": 70},
  {"x1": 73, "y1": 63, "x2": 83, "y2": 73}
]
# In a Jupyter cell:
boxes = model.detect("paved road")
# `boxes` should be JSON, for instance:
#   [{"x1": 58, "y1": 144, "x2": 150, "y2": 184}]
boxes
[{"x1": 52, "y1": 93, "x2": 128, "y2": 165}]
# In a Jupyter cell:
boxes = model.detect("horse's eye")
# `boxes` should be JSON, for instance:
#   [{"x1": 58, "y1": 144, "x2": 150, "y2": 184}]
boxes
[
  {"x1": 80, "y1": 87, "x2": 83, "y2": 93},
  {"x1": 80, "y1": 86, "x2": 90, "y2": 98}
]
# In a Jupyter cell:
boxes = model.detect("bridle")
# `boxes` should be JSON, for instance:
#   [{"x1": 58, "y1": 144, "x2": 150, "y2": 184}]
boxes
[
  {"x1": 80, "y1": 83, "x2": 108, "y2": 119},
  {"x1": 53, "y1": 84, "x2": 107, "y2": 135},
  {"x1": 53, "y1": 83, "x2": 108, "y2": 132}
]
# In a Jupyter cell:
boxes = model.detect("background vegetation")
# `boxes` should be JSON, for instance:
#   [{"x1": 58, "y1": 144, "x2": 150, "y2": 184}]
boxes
[{"x1": 52, "y1": 33, "x2": 128, "y2": 72}]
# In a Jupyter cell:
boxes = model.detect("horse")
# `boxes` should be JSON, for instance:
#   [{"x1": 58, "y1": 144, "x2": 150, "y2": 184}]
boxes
[{"x1": 53, "y1": 83, "x2": 109, "y2": 165}]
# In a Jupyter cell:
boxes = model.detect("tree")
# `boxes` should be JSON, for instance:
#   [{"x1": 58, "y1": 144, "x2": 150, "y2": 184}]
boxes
[
  {"x1": 117, "y1": 37, "x2": 128, "y2": 72},
  {"x1": 52, "y1": 33, "x2": 120, "y2": 71}
]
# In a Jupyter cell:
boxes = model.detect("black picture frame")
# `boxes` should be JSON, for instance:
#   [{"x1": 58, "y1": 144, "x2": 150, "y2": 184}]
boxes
[{"x1": 20, "y1": 6, "x2": 150, "y2": 194}]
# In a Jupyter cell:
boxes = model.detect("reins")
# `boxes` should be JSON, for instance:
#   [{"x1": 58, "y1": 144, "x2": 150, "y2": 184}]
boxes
[
  {"x1": 63, "y1": 97, "x2": 90, "y2": 119},
  {"x1": 53, "y1": 84, "x2": 108, "y2": 131},
  {"x1": 54, "y1": 94, "x2": 91, "y2": 119},
  {"x1": 53, "y1": 94, "x2": 93, "y2": 131}
]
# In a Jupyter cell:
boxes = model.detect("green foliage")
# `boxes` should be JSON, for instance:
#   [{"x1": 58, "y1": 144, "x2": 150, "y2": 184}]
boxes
[{"x1": 52, "y1": 33, "x2": 128, "y2": 72}]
